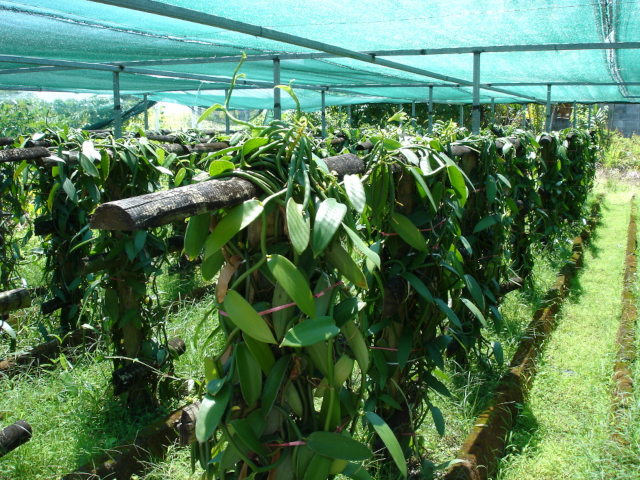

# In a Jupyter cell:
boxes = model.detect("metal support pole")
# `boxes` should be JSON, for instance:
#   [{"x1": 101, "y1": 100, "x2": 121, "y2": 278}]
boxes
[
  {"x1": 224, "y1": 89, "x2": 230, "y2": 134},
  {"x1": 113, "y1": 72, "x2": 122, "y2": 139},
  {"x1": 143, "y1": 94, "x2": 148, "y2": 130},
  {"x1": 490, "y1": 98, "x2": 495, "y2": 124},
  {"x1": 428, "y1": 86, "x2": 434, "y2": 134},
  {"x1": 321, "y1": 90, "x2": 326, "y2": 138},
  {"x1": 338, "y1": 106, "x2": 342, "y2": 129},
  {"x1": 459, "y1": 105, "x2": 464, "y2": 127},
  {"x1": 545, "y1": 85, "x2": 552, "y2": 132},
  {"x1": 191, "y1": 106, "x2": 197, "y2": 129},
  {"x1": 411, "y1": 101, "x2": 416, "y2": 128},
  {"x1": 472, "y1": 52, "x2": 481, "y2": 134},
  {"x1": 155, "y1": 103, "x2": 160, "y2": 130},
  {"x1": 347, "y1": 105, "x2": 352, "y2": 127},
  {"x1": 523, "y1": 104, "x2": 527, "y2": 129},
  {"x1": 273, "y1": 59, "x2": 281, "y2": 121},
  {"x1": 573, "y1": 100, "x2": 577, "y2": 128},
  {"x1": 588, "y1": 104, "x2": 592, "y2": 129}
]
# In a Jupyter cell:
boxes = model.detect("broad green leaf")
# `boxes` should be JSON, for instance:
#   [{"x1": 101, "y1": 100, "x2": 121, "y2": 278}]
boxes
[
  {"x1": 268, "y1": 254, "x2": 316, "y2": 319},
  {"x1": 82, "y1": 140, "x2": 101, "y2": 160},
  {"x1": 408, "y1": 167, "x2": 437, "y2": 212},
  {"x1": 369, "y1": 136, "x2": 402, "y2": 150},
  {"x1": 204, "y1": 200, "x2": 263, "y2": 259},
  {"x1": 342, "y1": 223, "x2": 380, "y2": 270},
  {"x1": 430, "y1": 405, "x2": 445, "y2": 436},
  {"x1": 174, "y1": 167, "x2": 186, "y2": 186},
  {"x1": 224, "y1": 290, "x2": 276, "y2": 344},
  {"x1": 401, "y1": 271, "x2": 434, "y2": 303},
  {"x1": 390, "y1": 213, "x2": 428, "y2": 251},
  {"x1": 343, "y1": 462, "x2": 373, "y2": 480},
  {"x1": 343, "y1": 174, "x2": 366, "y2": 214},
  {"x1": 324, "y1": 242, "x2": 368, "y2": 288},
  {"x1": 472, "y1": 214, "x2": 501, "y2": 234},
  {"x1": 364, "y1": 412, "x2": 407, "y2": 478},
  {"x1": 400, "y1": 147, "x2": 419, "y2": 165},
  {"x1": 447, "y1": 164, "x2": 467, "y2": 206},
  {"x1": 492, "y1": 341, "x2": 504, "y2": 366},
  {"x1": 201, "y1": 249, "x2": 224, "y2": 281},
  {"x1": 490, "y1": 305, "x2": 503, "y2": 331},
  {"x1": 242, "y1": 137, "x2": 268, "y2": 156},
  {"x1": 312, "y1": 199, "x2": 347, "y2": 256},
  {"x1": 235, "y1": 342, "x2": 262, "y2": 407},
  {"x1": 306, "y1": 432, "x2": 372, "y2": 461},
  {"x1": 195, "y1": 383, "x2": 231, "y2": 442},
  {"x1": 262, "y1": 355, "x2": 289, "y2": 414},
  {"x1": 244, "y1": 334, "x2": 275, "y2": 375},
  {"x1": 286, "y1": 198, "x2": 310, "y2": 255},
  {"x1": 342, "y1": 320, "x2": 369, "y2": 373},
  {"x1": 334, "y1": 297, "x2": 360, "y2": 328},
  {"x1": 434, "y1": 298, "x2": 462, "y2": 328},
  {"x1": 0, "y1": 319, "x2": 16, "y2": 340},
  {"x1": 209, "y1": 160, "x2": 235, "y2": 177},
  {"x1": 230, "y1": 418, "x2": 267, "y2": 460},
  {"x1": 397, "y1": 330, "x2": 413, "y2": 370},
  {"x1": 47, "y1": 182, "x2": 61, "y2": 212},
  {"x1": 303, "y1": 453, "x2": 333, "y2": 480},
  {"x1": 463, "y1": 274, "x2": 485, "y2": 310},
  {"x1": 281, "y1": 317, "x2": 339, "y2": 347},
  {"x1": 184, "y1": 213, "x2": 210, "y2": 260},
  {"x1": 62, "y1": 178, "x2": 78, "y2": 203},
  {"x1": 486, "y1": 175, "x2": 497, "y2": 203},
  {"x1": 461, "y1": 297, "x2": 487, "y2": 327},
  {"x1": 497, "y1": 173, "x2": 512, "y2": 188},
  {"x1": 78, "y1": 153, "x2": 99, "y2": 177},
  {"x1": 133, "y1": 230, "x2": 147, "y2": 254}
]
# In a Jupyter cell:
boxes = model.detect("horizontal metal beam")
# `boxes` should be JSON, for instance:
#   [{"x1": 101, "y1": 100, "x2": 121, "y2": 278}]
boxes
[{"x1": 87, "y1": 0, "x2": 543, "y2": 103}]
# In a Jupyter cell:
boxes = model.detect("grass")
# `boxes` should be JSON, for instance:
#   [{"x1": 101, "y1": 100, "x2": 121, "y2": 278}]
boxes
[
  {"x1": 494, "y1": 184, "x2": 637, "y2": 480},
  {"x1": 601, "y1": 133, "x2": 640, "y2": 171}
]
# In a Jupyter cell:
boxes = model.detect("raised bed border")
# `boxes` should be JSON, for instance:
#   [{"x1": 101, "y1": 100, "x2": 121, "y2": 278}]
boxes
[{"x1": 444, "y1": 197, "x2": 602, "y2": 480}]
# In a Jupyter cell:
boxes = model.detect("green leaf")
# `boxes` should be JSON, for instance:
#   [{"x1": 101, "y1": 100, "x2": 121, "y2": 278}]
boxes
[
  {"x1": 209, "y1": 160, "x2": 235, "y2": 177},
  {"x1": 497, "y1": 173, "x2": 512, "y2": 188},
  {"x1": 262, "y1": 355, "x2": 289, "y2": 414},
  {"x1": 364, "y1": 412, "x2": 407, "y2": 478},
  {"x1": 397, "y1": 330, "x2": 413, "y2": 370},
  {"x1": 342, "y1": 224, "x2": 380, "y2": 270},
  {"x1": 0, "y1": 319, "x2": 16, "y2": 340},
  {"x1": 244, "y1": 334, "x2": 275, "y2": 375},
  {"x1": 303, "y1": 453, "x2": 333, "y2": 480},
  {"x1": 369, "y1": 136, "x2": 402, "y2": 150},
  {"x1": 224, "y1": 290, "x2": 276, "y2": 344},
  {"x1": 390, "y1": 213, "x2": 428, "y2": 251},
  {"x1": 242, "y1": 137, "x2": 269, "y2": 156},
  {"x1": 472, "y1": 214, "x2": 501, "y2": 234},
  {"x1": 286, "y1": 198, "x2": 310, "y2": 255},
  {"x1": 343, "y1": 462, "x2": 373, "y2": 480},
  {"x1": 312, "y1": 199, "x2": 347, "y2": 256},
  {"x1": 490, "y1": 305, "x2": 503, "y2": 331},
  {"x1": 306, "y1": 432, "x2": 372, "y2": 461},
  {"x1": 430, "y1": 405, "x2": 446, "y2": 436},
  {"x1": 281, "y1": 317, "x2": 339, "y2": 348},
  {"x1": 434, "y1": 298, "x2": 462, "y2": 328},
  {"x1": 133, "y1": 230, "x2": 147, "y2": 254},
  {"x1": 62, "y1": 178, "x2": 78, "y2": 203},
  {"x1": 486, "y1": 175, "x2": 497, "y2": 203},
  {"x1": 401, "y1": 271, "x2": 434, "y2": 303},
  {"x1": 184, "y1": 213, "x2": 210, "y2": 261},
  {"x1": 195, "y1": 384, "x2": 231, "y2": 442},
  {"x1": 334, "y1": 297, "x2": 360, "y2": 328},
  {"x1": 204, "y1": 200, "x2": 263, "y2": 259},
  {"x1": 447, "y1": 164, "x2": 467, "y2": 206},
  {"x1": 462, "y1": 301, "x2": 486, "y2": 327},
  {"x1": 492, "y1": 341, "x2": 504, "y2": 366},
  {"x1": 175, "y1": 167, "x2": 186, "y2": 186},
  {"x1": 201, "y1": 249, "x2": 224, "y2": 281},
  {"x1": 463, "y1": 274, "x2": 485, "y2": 311},
  {"x1": 78, "y1": 153, "x2": 99, "y2": 177},
  {"x1": 268, "y1": 254, "x2": 316, "y2": 319},
  {"x1": 408, "y1": 167, "x2": 437, "y2": 212},
  {"x1": 324, "y1": 242, "x2": 368, "y2": 289},
  {"x1": 343, "y1": 174, "x2": 366, "y2": 214},
  {"x1": 235, "y1": 342, "x2": 262, "y2": 407},
  {"x1": 230, "y1": 418, "x2": 268, "y2": 460}
]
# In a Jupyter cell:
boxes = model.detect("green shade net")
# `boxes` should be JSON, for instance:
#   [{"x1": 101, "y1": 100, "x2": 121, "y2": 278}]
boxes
[{"x1": 0, "y1": 0, "x2": 637, "y2": 107}]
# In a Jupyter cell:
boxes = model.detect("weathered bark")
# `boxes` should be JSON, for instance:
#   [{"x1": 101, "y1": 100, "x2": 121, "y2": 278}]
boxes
[
  {"x1": 111, "y1": 338, "x2": 186, "y2": 396},
  {"x1": 0, "y1": 147, "x2": 50, "y2": 163},
  {"x1": 41, "y1": 295, "x2": 72, "y2": 316},
  {"x1": 147, "y1": 134, "x2": 180, "y2": 143},
  {"x1": 91, "y1": 153, "x2": 364, "y2": 231},
  {"x1": 0, "y1": 137, "x2": 15, "y2": 147},
  {"x1": 355, "y1": 140, "x2": 374, "y2": 151},
  {"x1": 63, "y1": 403, "x2": 195, "y2": 479},
  {"x1": 24, "y1": 140, "x2": 51, "y2": 148},
  {"x1": 158, "y1": 144, "x2": 187, "y2": 155},
  {"x1": 0, "y1": 421, "x2": 32, "y2": 458},
  {"x1": 178, "y1": 401, "x2": 201, "y2": 446},
  {"x1": 0, "y1": 328, "x2": 97, "y2": 375},
  {"x1": 0, "y1": 288, "x2": 32, "y2": 314},
  {"x1": 185, "y1": 142, "x2": 229, "y2": 153}
]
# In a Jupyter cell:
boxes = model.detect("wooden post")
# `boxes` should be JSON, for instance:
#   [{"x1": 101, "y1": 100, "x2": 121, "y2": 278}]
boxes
[{"x1": 0, "y1": 421, "x2": 32, "y2": 458}]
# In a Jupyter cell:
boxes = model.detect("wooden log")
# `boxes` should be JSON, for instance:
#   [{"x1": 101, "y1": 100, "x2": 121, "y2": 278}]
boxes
[
  {"x1": 185, "y1": 142, "x2": 229, "y2": 153},
  {"x1": 41, "y1": 295, "x2": 71, "y2": 316},
  {"x1": 90, "y1": 153, "x2": 364, "y2": 231},
  {"x1": 449, "y1": 144, "x2": 477, "y2": 158},
  {"x1": 0, "y1": 328, "x2": 97, "y2": 375},
  {"x1": 0, "y1": 288, "x2": 32, "y2": 314},
  {"x1": 0, "y1": 137, "x2": 15, "y2": 147},
  {"x1": 158, "y1": 144, "x2": 187, "y2": 155},
  {"x1": 0, "y1": 420, "x2": 32, "y2": 458},
  {"x1": 178, "y1": 401, "x2": 200, "y2": 446},
  {"x1": 355, "y1": 140, "x2": 374, "y2": 151},
  {"x1": 63, "y1": 402, "x2": 195, "y2": 480},
  {"x1": 199, "y1": 129, "x2": 217, "y2": 136},
  {"x1": 147, "y1": 134, "x2": 181, "y2": 143},
  {"x1": 111, "y1": 338, "x2": 186, "y2": 395},
  {"x1": 24, "y1": 140, "x2": 51, "y2": 148},
  {"x1": 0, "y1": 147, "x2": 49, "y2": 163}
]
